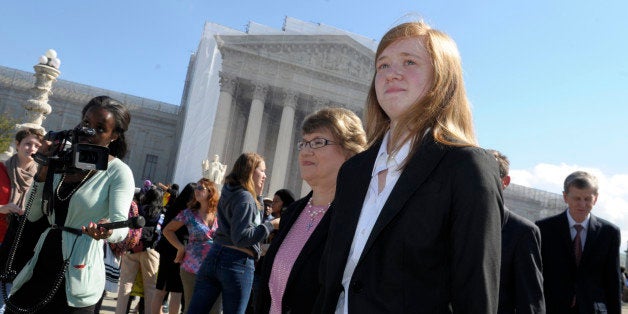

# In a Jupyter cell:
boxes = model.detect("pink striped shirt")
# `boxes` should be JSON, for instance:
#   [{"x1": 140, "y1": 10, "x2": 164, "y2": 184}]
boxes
[{"x1": 268, "y1": 203, "x2": 328, "y2": 314}]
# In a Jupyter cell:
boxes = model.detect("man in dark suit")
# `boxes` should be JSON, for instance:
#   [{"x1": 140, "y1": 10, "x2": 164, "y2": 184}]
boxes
[
  {"x1": 489, "y1": 149, "x2": 545, "y2": 313},
  {"x1": 536, "y1": 171, "x2": 621, "y2": 314}
]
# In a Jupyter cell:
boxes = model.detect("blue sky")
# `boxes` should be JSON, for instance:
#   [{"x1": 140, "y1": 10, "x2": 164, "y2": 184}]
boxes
[{"x1": 2, "y1": 1, "x2": 628, "y2": 247}]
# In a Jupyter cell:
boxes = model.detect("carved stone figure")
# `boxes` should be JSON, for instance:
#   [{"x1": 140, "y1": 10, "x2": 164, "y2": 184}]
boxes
[{"x1": 203, "y1": 154, "x2": 227, "y2": 184}]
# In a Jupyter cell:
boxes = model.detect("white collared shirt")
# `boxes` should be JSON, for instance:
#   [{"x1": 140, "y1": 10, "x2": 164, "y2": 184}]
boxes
[
  {"x1": 567, "y1": 210, "x2": 590, "y2": 249},
  {"x1": 335, "y1": 132, "x2": 411, "y2": 313}
]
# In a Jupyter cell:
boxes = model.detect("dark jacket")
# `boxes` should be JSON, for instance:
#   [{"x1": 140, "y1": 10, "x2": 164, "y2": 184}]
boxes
[
  {"x1": 499, "y1": 208, "x2": 545, "y2": 313},
  {"x1": 537, "y1": 211, "x2": 621, "y2": 314},
  {"x1": 0, "y1": 163, "x2": 49, "y2": 279},
  {"x1": 213, "y1": 184, "x2": 273, "y2": 259},
  {"x1": 313, "y1": 134, "x2": 504, "y2": 313},
  {"x1": 138, "y1": 204, "x2": 162, "y2": 250},
  {"x1": 256, "y1": 192, "x2": 330, "y2": 314}
]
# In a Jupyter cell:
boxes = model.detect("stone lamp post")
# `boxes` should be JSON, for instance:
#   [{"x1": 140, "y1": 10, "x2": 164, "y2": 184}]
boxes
[
  {"x1": 18, "y1": 49, "x2": 61, "y2": 130},
  {"x1": 0, "y1": 49, "x2": 61, "y2": 161}
]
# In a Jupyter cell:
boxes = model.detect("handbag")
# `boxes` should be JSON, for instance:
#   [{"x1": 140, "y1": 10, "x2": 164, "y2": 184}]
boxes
[{"x1": 109, "y1": 201, "x2": 142, "y2": 256}]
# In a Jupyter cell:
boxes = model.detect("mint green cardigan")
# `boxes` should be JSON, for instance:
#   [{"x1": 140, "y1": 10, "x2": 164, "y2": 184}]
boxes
[{"x1": 11, "y1": 158, "x2": 134, "y2": 307}]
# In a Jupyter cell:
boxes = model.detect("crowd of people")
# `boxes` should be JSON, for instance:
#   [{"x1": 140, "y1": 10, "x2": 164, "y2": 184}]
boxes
[{"x1": 0, "y1": 19, "x2": 624, "y2": 314}]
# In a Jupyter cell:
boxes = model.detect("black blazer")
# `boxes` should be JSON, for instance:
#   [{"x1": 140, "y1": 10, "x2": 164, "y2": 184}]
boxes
[
  {"x1": 536, "y1": 211, "x2": 621, "y2": 314},
  {"x1": 499, "y1": 208, "x2": 545, "y2": 313},
  {"x1": 255, "y1": 192, "x2": 331, "y2": 314},
  {"x1": 313, "y1": 135, "x2": 504, "y2": 313}
]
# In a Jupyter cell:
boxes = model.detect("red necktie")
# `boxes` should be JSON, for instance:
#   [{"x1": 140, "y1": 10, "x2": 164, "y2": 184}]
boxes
[{"x1": 573, "y1": 224, "x2": 584, "y2": 266}]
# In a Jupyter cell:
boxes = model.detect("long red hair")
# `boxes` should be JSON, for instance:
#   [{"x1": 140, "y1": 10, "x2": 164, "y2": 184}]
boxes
[{"x1": 187, "y1": 178, "x2": 219, "y2": 213}]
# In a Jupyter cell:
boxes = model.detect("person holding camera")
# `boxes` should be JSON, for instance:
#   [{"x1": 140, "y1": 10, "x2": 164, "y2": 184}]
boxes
[{"x1": 5, "y1": 96, "x2": 135, "y2": 314}]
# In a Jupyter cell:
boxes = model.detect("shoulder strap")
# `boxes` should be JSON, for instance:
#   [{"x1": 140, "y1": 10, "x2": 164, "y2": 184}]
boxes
[{"x1": 41, "y1": 167, "x2": 56, "y2": 217}]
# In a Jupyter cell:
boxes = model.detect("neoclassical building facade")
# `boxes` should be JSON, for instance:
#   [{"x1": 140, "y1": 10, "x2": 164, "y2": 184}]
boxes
[
  {"x1": 0, "y1": 17, "x2": 565, "y2": 223},
  {"x1": 172, "y1": 18, "x2": 377, "y2": 196}
]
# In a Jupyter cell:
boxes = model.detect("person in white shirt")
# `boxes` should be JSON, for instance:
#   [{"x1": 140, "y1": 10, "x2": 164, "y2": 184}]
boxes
[
  {"x1": 536, "y1": 171, "x2": 621, "y2": 313},
  {"x1": 313, "y1": 20, "x2": 504, "y2": 313}
]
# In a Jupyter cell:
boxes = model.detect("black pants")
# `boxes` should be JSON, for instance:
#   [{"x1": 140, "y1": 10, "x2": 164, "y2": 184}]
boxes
[{"x1": 5, "y1": 230, "x2": 95, "y2": 314}]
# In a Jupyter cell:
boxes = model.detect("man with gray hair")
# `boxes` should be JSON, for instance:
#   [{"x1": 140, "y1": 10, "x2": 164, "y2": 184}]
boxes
[
  {"x1": 536, "y1": 171, "x2": 621, "y2": 313},
  {"x1": 487, "y1": 149, "x2": 545, "y2": 313}
]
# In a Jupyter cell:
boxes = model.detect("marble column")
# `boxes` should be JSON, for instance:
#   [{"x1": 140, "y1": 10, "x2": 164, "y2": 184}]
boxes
[
  {"x1": 268, "y1": 91, "x2": 297, "y2": 195},
  {"x1": 242, "y1": 84, "x2": 268, "y2": 153},
  {"x1": 208, "y1": 73, "x2": 237, "y2": 159},
  {"x1": 297, "y1": 97, "x2": 326, "y2": 196},
  {"x1": 300, "y1": 180, "x2": 311, "y2": 198}
]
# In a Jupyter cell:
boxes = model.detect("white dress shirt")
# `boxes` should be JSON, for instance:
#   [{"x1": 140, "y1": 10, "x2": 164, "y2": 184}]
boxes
[
  {"x1": 335, "y1": 132, "x2": 411, "y2": 313},
  {"x1": 566, "y1": 210, "x2": 590, "y2": 249}
]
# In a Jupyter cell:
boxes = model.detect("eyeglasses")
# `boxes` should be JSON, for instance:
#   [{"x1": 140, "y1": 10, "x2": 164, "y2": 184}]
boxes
[
  {"x1": 297, "y1": 138, "x2": 338, "y2": 151},
  {"x1": 195, "y1": 186, "x2": 207, "y2": 191}
]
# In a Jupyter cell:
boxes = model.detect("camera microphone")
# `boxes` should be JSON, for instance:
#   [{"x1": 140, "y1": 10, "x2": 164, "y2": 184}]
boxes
[{"x1": 97, "y1": 216, "x2": 145, "y2": 230}]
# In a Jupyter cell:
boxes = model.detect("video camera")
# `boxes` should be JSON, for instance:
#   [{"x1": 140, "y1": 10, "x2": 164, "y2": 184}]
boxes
[{"x1": 33, "y1": 126, "x2": 109, "y2": 172}]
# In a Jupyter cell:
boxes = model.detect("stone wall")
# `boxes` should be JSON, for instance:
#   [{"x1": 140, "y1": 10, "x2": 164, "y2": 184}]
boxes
[
  {"x1": 504, "y1": 183, "x2": 564, "y2": 222},
  {"x1": 0, "y1": 65, "x2": 180, "y2": 187}
]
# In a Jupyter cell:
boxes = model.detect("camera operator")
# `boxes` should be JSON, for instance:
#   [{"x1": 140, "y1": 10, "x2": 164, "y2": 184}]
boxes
[{"x1": 5, "y1": 96, "x2": 135, "y2": 314}]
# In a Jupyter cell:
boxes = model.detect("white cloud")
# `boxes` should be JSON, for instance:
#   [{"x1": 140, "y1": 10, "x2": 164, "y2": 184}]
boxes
[{"x1": 511, "y1": 163, "x2": 628, "y2": 253}]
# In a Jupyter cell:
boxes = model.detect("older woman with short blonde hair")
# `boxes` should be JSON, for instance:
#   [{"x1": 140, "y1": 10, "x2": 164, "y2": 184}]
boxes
[{"x1": 255, "y1": 107, "x2": 366, "y2": 314}]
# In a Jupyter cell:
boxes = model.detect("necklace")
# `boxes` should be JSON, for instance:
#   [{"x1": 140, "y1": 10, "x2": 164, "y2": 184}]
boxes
[
  {"x1": 56, "y1": 170, "x2": 94, "y2": 202},
  {"x1": 306, "y1": 198, "x2": 330, "y2": 231}
]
